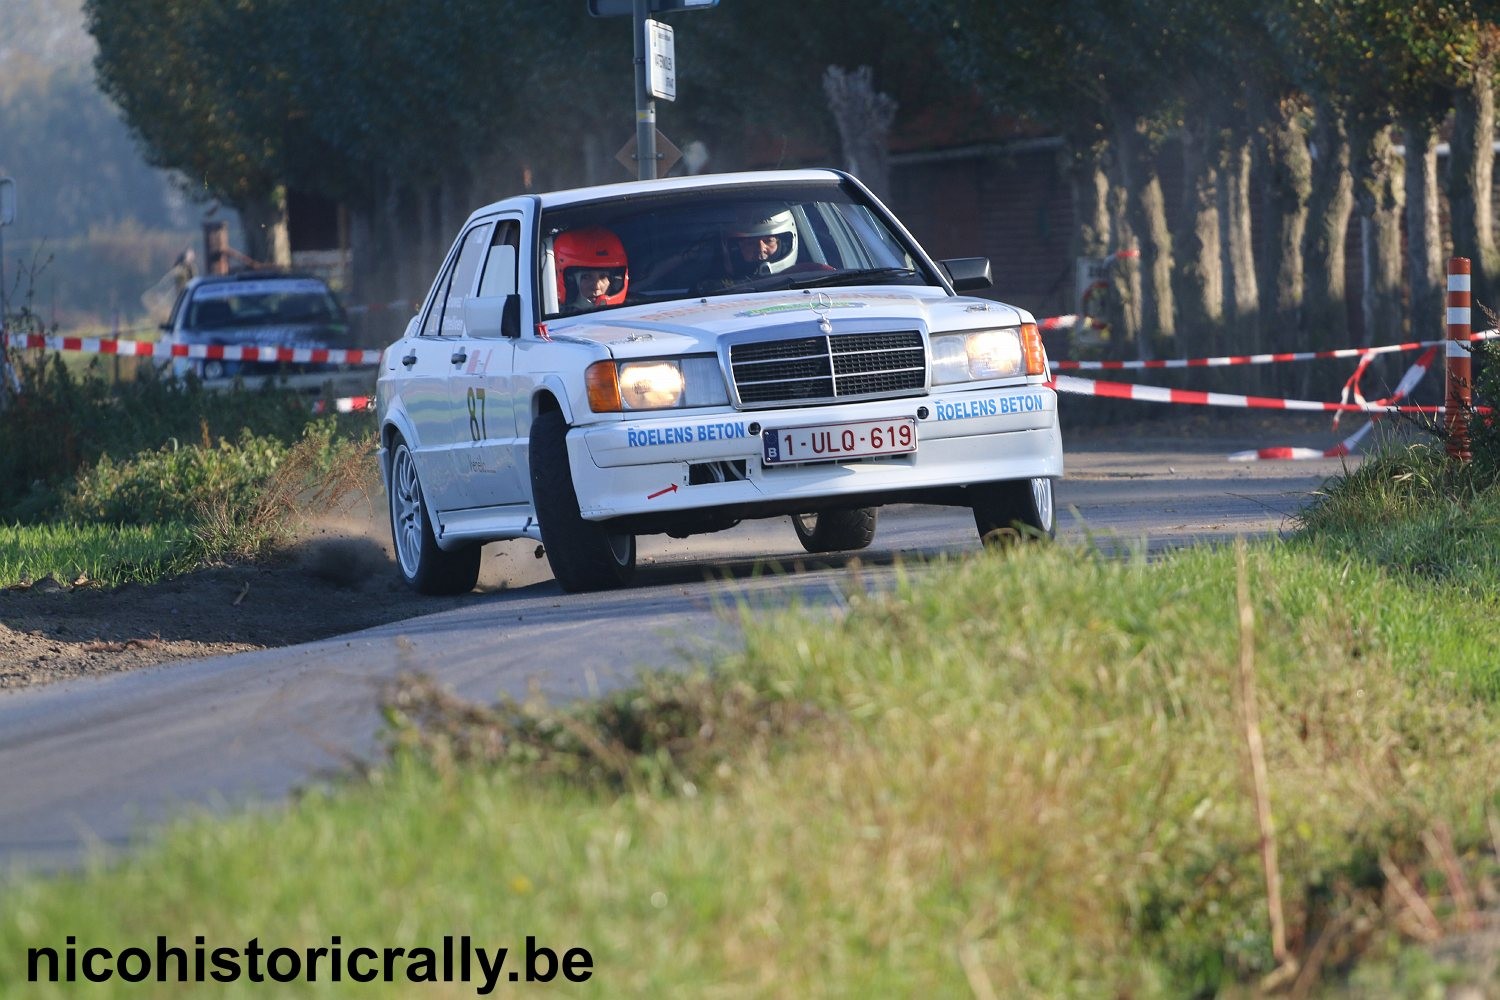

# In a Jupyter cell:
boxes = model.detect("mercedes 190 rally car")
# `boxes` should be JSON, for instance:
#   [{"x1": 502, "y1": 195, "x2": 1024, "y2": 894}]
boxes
[{"x1": 377, "y1": 169, "x2": 1062, "y2": 594}]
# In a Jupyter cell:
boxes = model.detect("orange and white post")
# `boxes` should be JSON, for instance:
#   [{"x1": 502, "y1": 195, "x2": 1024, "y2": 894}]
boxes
[{"x1": 1447, "y1": 257, "x2": 1473, "y2": 462}]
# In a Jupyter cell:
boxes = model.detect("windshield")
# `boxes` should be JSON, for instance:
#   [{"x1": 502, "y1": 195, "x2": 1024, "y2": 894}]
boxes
[
  {"x1": 188, "y1": 279, "x2": 346, "y2": 331},
  {"x1": 537, "y1": 180, "x2": 935, "y2": 320}
]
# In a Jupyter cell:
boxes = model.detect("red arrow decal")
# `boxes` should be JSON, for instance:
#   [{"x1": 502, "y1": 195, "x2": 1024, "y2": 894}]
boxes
[{"x1": 647, "y1": 484, "x2": 679, "y2": 500}]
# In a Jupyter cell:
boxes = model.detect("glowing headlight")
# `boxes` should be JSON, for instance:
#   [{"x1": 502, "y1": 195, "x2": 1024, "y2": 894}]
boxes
[
  {"x1": 586, "y1": 356, "x2": 730, "y2": 412},
  {"x1": 931, "y1": 329, "x2": 1025, "y2": 384},
  {"x1": 619, "y1": 362, "x2": 685, "y2": 409}
]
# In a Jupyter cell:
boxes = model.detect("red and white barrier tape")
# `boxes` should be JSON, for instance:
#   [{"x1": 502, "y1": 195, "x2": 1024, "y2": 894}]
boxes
[
  {"x1": 310, "y1": 395, "x2": 376, "y2": 415},
  {"x1": 1226, "y1": 347, "x2": 1438, "y2": 461},
  {"x1": 1048, "y1": 328, "x2": 1498, "y2": 371},
  {"x1": 5, "y1": 333, "x2": 382, "y2": 366},
  {"x1": 1038, "y1": 314, "x2": 1108, "y2": 332},
  {"x1": 1050, "y1": 367, "x2": 1484, "y2": 416},
  {"x1": 1228, "y1": 421, "x2": 1377, "y2": 462}
]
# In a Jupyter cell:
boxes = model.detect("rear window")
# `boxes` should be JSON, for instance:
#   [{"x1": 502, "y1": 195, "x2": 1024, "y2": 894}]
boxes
[{"x1": 188, "y1": 279, "x2": 345, "y2": 330}]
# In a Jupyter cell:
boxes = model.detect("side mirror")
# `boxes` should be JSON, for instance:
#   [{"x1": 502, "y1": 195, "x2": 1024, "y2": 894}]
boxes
[
  {"x1": 939, "y1": 257, "x2": 993, "y2": 292},
  {"x1": 463, "y1": 294, "x2": 521, "y2": 339},
  {"x1": 502, "y1": 293, "x2": 520, "y2": 339}
]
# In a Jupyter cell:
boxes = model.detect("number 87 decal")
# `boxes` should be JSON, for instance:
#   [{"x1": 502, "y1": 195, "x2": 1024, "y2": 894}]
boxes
[{"x1": 466, "y1": 386, "x2": 487, "y2": 441}]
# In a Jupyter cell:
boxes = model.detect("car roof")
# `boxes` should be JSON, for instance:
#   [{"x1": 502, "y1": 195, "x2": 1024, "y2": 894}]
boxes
[
  {"x1": 183, "y1": 272, "x2": 332, "y2": 294},
  {"x1": 467, "y1": 168, "x2": 850, "y2": 222}
]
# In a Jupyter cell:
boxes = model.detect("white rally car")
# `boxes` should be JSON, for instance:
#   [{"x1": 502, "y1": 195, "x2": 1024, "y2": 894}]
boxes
[{"x1": 377, "y1": 169, "x2": 1062, "y2": 594}]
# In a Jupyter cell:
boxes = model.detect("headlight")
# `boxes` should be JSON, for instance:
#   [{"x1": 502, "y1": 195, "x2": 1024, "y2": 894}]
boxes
[
  {"x1": 930, "y1": 324, "x2": 1046, "y2": 384},
  {"x1": 586, "y1": 355, "x2": 730, "y2": 412}
]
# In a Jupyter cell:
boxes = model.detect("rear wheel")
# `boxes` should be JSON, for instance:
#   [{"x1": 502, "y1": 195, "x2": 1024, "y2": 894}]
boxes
[
  {"x1": 973, "y1": 477, "x2": 1056, "y2": 544},
  {"x1": 530, "y1": 410, "x2": 636, "y2": 592},
  {"x1": 388, "y1": 437, "x2": 481, "y2": 595},
  {"x1": 790, "y1": 508, "x2": 878, "y2": 554}
]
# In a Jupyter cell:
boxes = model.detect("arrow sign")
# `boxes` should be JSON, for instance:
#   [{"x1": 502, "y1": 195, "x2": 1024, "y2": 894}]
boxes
[{"x1": 647, "y1": 484, "x2": 679, "y2": 500}]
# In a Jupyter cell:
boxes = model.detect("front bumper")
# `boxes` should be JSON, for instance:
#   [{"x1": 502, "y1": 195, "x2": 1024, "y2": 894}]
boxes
[{"x1": 568, "y1": 384, "x2": 1062, "y2": 521}]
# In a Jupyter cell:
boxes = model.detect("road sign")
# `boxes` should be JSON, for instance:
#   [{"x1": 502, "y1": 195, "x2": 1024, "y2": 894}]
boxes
[
  {"x1": 646, "y1": 19, "x2": 675, "y2": 101},
  {"x1": 0, "y1": 178, "x2": 15, "y2": 227},
  {"x1": 588, "y1": 0, "x2": 716, "y2": 15},
  {"x1": 615, "y1": 130, "x2": 682, "y2": 177}
]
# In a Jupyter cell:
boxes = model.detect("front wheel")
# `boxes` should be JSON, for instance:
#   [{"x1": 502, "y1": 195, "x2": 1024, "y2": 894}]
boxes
[
  {"x1": 790, "y1": 508, "x2": 878, "y2": 554},
  {"x1": 388, "y1": 437, "x2": 481, "y2": 595},
  {"x1": 530, "y1": 410, "x2": 636, "y2": 592},
  {"x1": 973, "y1": 477, "x2": 1056, "y2": 544}
]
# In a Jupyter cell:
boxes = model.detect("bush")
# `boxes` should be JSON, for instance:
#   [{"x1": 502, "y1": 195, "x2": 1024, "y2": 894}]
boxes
[
  {"x1": 1467, "y1": 339, "x2": 1500, "y2": 487},
  {"x1": 62, "y1": 429, "x2": 286, "y2": 526},
  {"x1": 62, "y1": 418, "x2": 375, "y2": 558},
  {"x1": 0, "y1": 351, "x2": 368, "y2": 521}
]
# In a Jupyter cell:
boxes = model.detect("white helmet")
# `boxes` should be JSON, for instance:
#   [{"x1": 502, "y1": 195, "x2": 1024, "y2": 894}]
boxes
[{"x1": 725, "y1": 209, "x2": 798, "y2": 276}]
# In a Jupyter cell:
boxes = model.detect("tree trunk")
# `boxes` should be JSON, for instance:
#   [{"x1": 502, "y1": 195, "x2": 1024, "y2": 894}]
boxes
[
  {"x1": 1105, "y1": 179, "x2": 1141, "y2": 361},
  {"x1": 1175, "y1": 117, "x2": 1223, "y2": 358},
  {"x1": 1402, "y1": 117, "x2": 1445, "y2": 342},
  {"x1": 237, "y1": 185, "x2": 291, "y2": 268},
  {"x1": 1303, "y1": 97, "x2": 1354, "y2": 350},
  {"x1": 822, "y1": 66, "x2": 897, "y2": 202},
  {"x1": 1065, "y1": 142, "x2": 1111, "y2": 355},
  {"x1": 1261, "y1": 97, "x2": 1311, "y2": 354},
  {"x1": 1449, "y1": 50, "x2": 1498, "y2": 307},
  {"x1": 1352, "y1": 120, "x2": 1404, "y2": 347},
  {"x1": 1069, "y1": 143, "x2": 1111, "y2": 259},
  {"x1": 1112, "y1": 108, "x2": 1172, "y2": 356},
  {"x1": 1220, "y1": 129, "x2": 1259, "y2": 351}
]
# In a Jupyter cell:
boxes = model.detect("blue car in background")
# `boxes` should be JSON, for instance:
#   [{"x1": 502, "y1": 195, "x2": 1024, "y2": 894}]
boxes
[{"x1": 164, "y1": 272, "x2": 351, "y2": 381}]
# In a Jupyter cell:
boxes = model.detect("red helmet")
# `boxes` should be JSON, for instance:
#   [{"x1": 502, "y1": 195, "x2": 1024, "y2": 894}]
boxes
[{"x1": 554, "y1": 227, "x2": 629, "y2": 309}]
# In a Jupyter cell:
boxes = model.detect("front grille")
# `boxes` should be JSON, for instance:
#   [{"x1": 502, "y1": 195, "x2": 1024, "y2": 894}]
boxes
[{"x1": 730, "y1": 331, "x2": 925, "y2": 407}]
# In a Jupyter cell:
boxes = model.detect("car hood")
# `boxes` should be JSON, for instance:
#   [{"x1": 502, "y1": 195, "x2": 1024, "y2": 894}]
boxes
[
  {"x1": 547, "y1": 288, "x2": 1029, "y2": 359},
  {"x1": 181, "y1": 321, "x2": 347, "y2": 347}
]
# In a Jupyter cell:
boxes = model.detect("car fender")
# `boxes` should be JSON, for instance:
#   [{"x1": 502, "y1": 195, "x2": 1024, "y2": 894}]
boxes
[
  {"x1": 378, "y1": 403, "x2": 423, "y2": 496},
  {"x1": 530, "y1": 374, "x2": 577, "y2": 426}
]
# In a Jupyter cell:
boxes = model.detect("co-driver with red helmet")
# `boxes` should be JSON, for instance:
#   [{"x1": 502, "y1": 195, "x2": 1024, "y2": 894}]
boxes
[{"x1": 555, "y1": 227, "x2": 629, "y2": 313}]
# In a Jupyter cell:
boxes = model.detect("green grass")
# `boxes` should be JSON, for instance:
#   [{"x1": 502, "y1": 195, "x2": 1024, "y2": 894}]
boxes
[
  {"x1": 2, "y1": 528, "x2": 1497, "y2": 996},
  {"x1": 0, "y1": 521, "x2": 203, "y2": 588}
]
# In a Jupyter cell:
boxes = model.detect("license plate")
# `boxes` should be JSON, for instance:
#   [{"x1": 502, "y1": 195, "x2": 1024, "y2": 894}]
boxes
[{"x1": 761, "y1": 417, "x2": 917, "y2": 465}]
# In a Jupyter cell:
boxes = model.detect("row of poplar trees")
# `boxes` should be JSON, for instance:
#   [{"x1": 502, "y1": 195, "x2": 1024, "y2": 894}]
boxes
[{"x1": 86, "y1": 0, "x2": 1500, "y2": 363}]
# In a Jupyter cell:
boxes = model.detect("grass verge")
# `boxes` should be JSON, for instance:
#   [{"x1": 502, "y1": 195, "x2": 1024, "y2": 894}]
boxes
[
  {"x1": 1, "y1": 522, "x2": 1496, "y2": 996},
  {"x1": 0, "y1": 521, "x2": 203, "y2": 589}
]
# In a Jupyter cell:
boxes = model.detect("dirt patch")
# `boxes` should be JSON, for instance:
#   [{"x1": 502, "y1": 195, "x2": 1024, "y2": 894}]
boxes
[{"x1": 0, "y1": 514, "x2": 556, "y2": 690}]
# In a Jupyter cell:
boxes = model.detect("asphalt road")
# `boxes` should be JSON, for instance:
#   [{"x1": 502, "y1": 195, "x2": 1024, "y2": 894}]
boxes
[{"x1": 0, "y1": 422, "x2": 1356, "y2": 873}]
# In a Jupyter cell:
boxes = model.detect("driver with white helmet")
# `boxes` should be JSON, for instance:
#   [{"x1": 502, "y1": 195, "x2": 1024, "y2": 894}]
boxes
[{"x1": 723, "y1": 209, "x2": 798, "y2": 279}]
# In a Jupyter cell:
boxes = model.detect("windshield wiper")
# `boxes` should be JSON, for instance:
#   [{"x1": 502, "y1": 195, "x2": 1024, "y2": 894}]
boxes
[{"x1": 789, "y1": 266, "x2": 921, "y2": 290}]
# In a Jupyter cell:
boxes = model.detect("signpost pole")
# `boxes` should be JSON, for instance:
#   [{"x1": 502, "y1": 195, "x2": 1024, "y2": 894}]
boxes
[
  {"x1": 0, "y1": 177, "x2": 12, "y2": 327},
  {"x1": 0, "y1": 177, "x2": 13, "y2": 409},
  {"x1": 632, "y1": 0, "x2": 657, "y2": 180}
]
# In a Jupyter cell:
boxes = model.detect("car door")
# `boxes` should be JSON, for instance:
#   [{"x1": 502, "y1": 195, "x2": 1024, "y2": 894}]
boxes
[
  {"x1": 398, "y1": 223, "x2": 491, "y2": 510},
  {"x1": 449, "y1": 217, "x2": 524, "y2": 508}
]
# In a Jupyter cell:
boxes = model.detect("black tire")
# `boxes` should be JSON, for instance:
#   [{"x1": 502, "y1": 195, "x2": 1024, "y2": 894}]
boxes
[
  {"x1": 529, "y1": 410, "x2": 636, "y2": 592},
  {"x1": 790, "y1": 508, "x2": 878, "y2": 554},
  {"x1": 973, "y1": 477, "x2": 1056, "y2": 544},
  {"x1": 387, "y1": 437, "x2": 481, "y2": 595}
]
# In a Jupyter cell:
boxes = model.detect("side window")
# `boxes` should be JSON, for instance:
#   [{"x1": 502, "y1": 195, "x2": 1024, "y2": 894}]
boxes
[
  {"x1": 420, "y1": 222, "x2": 493, "y2": 338},
  {"x1": 478, "y1": 220, "x2": 520, "y2": 300},
  {"x1": 439, "y1": 222, "x2": 494, "y2": 337}
]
